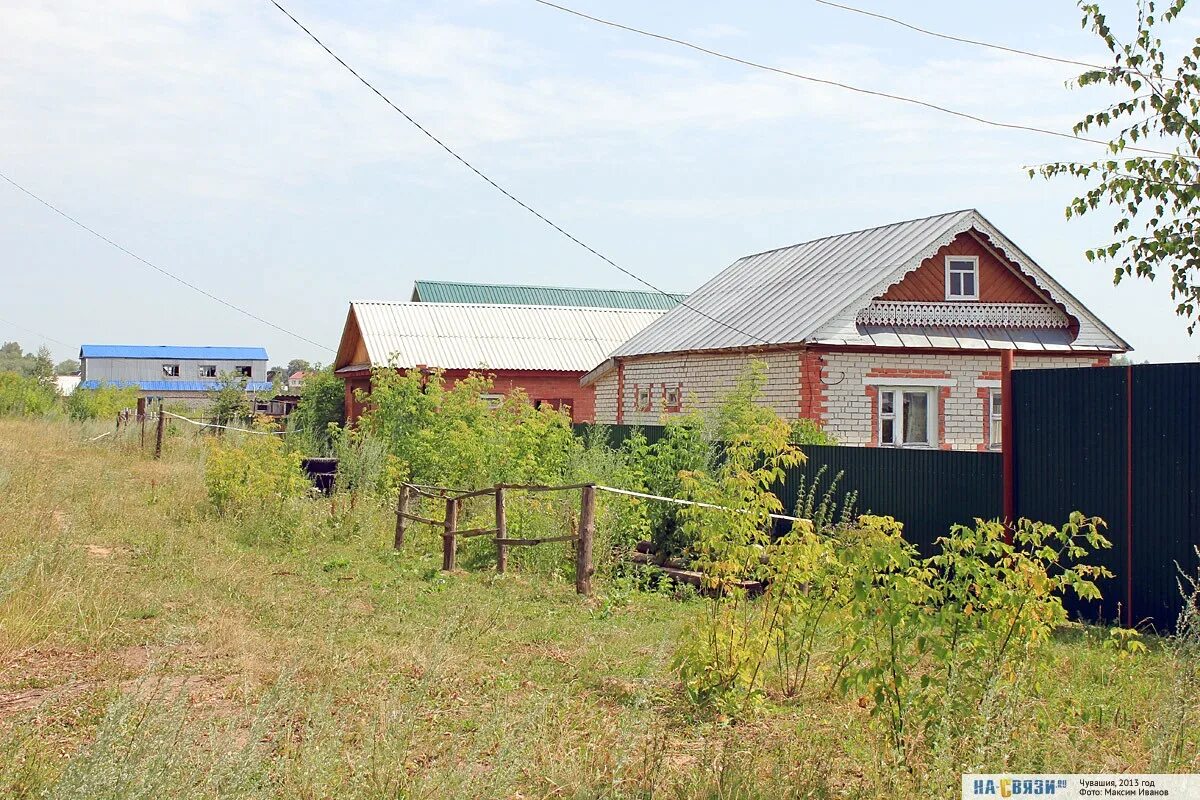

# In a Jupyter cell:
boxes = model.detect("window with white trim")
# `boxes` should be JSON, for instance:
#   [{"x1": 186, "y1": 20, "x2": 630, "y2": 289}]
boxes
[
  {"x1": 945, "y1": 255, "x2": 979, "y2": 301},
  {"x1": 988, "y1": 389, "x2": 1002, "y2": 449},
  {"x1": 878, "y1": 387, "x2": 937, "y2": 447}
]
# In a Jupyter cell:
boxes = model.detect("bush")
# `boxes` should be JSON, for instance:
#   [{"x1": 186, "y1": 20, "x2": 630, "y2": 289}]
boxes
[
  {"x1": 65, "y1": 384, "x2": 140, "y2": 421},
  {"x1": 0, "y1": 371, "x2": 58, "y2": 417},
  {"x1": 291, "y1": 367, "x2": 346, "y2": 455},
  {"x1": 204, "y1": 434, "x2": 308, "y2": 515}
]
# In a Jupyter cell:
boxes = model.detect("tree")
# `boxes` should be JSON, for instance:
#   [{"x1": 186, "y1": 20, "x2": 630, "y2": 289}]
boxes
[
  {"x1": 1034, "y1": 0, "x2": 1200, "y2": 330},
  {"x1": 29, "y1": 347, "x2": 54, "y2": 385},
  {"x1": 54, "y1": 358, "x2": 80, "y2": 376},
  {"x1": 0, "y1": 342, "x2": 30, "y2": 375},
  {"x1": 286, "y1": 358, "x2": 311, "y2": 376},
  {"x1": 290, "y1": 367, "x2": 345, "y2": 454},
  {"x1": 208, "y1": 373, "x2": 251, "y2": 428}
]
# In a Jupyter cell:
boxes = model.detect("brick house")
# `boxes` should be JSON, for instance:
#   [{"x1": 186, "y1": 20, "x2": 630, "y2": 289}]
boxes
[
  {"x1": 333, "y1": 295, "x2": 668, "y2": 423},
  {"x1": 582, "y1": 210, "x2": 1130, "y2": 450}
]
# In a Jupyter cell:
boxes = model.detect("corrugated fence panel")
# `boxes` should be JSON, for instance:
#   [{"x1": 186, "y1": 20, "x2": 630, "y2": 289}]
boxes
[
  {"x1": 1012, "y1": 367, "x2": 1128, "y2": 624},
  {"x1": 785, "y1": 446, "x2": 1002, "y2": 555},
  {"x1": 1131, "y1": 364, "x2": 1200, "y2": 631}
]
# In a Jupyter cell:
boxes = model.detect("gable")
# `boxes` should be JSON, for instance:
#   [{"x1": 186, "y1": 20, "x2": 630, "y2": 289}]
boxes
[{"x1": 880, "y1": 231, "x2": 1047, "y2": 304}]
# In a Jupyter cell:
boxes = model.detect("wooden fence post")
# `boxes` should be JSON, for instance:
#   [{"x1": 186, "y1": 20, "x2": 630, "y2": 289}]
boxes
[
  {"x1": 576, "y1": 484, "x2": 596, "y2": 596},
  {"x1": 495, "y1": 486, "x2": 507, "y2": 573},
  {"x1": 154, "y1": 403, "x2": 165, "y2": 460},
  {"x1": 442, "y1": 497, "x2": 458, "y2": 571},
  {"x1": 394, "y1": 485, "x2": 409, "y2": 549}
]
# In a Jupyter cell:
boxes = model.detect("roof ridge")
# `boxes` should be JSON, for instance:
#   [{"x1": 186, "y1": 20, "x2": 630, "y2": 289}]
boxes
[
  {"x1": 414, "y1": 279, "x2": 686, "y2": 296},
  {"x1": 351, "y1": 300, "x2": 665, "y2": 313},
  {"x1": 735, "y1": 208, "x2": 977, "y2": 261}
]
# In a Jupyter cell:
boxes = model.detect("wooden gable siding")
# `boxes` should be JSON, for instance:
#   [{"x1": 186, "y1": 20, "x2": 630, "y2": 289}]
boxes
[{"x1": 881, "y1": 231, "x2": 1046, "y2": 304}]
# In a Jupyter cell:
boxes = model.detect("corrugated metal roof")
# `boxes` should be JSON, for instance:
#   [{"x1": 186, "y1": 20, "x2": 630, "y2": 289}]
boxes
[
  {"x1": 611, "y1": 209, "x2": 1128, "y2": 357},
  {"x1": 411, "y1": 281, "x2": 686, "y2": 310},
  {"x1": 79, "y1": 345, "x2": 269, "y2": 361},
  {"x1": 343, "y1": 302, "x2": 665, "y2": 372},
  {"x1": 80, "y1": 380, "x2": 274, "y2": 392}
]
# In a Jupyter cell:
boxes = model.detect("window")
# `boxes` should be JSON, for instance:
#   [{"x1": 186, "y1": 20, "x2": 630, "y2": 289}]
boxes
[
  {"x1": 234, "y1": 365, "x2": 252, "y2": 378},
  {"x1": 199, "y1": 365, "x2": 217, "y2": 378},
  {"x1": 535, "y1": 398, "x2": 571, "y2": 412},
  {"x1": 663, "y1": 385, "x2": 681, "y2": 410},
  {"x1": 635, "y1": 386, "x2": 652, "y2": 412},
  {"x1": 989, "y1": 389, "x2": 1003, "y2": 449},
  {"x1": 945, "y1": 256, "x2": 979, "y2": 301},
  {"x1": 878, "y1": 387, "x2": 936, "y2": 447},
  {"x1": 479, "y1": 393, "x2": 504, "y2": 409},
  {"x1": 162, "y1": 363, "x2": 180, "y2": 377}
]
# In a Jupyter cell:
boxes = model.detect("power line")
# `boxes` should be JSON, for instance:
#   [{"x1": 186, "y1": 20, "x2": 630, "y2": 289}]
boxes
[
  {"x1": 0, "y1": 314, "x2": 70, "y2": 348},
  {"x1": 532, "y1": 0, "x2": 1189, "y2": 161},
  {"x1": 0, "y1": 171, "x2": 335, "y2": 353},
  {"x1": 812, "y1": 0, "x2": 1107, "y2": 71},
  {"x1": 265, "y1": 0, "x2": 772, "y2": 346}
]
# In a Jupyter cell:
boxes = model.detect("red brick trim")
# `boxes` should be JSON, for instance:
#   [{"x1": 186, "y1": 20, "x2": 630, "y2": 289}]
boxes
[
  {"x1": 1093, "y1": 355, "x2": 1113, "y2": 367},
  {"x1": 938, "y1": 386, "x2": 951, "y2": 450},
  {"x1": 799, "y1": 348, "x2": 828, "y2": 423},
  {"x1": 616, "y1": 361, "x2": 625, "y2": 424},
  {"x1": 866, "y1": 367, "x2": 952, "y2": 379},
  {"x1": 866, "y1": 385, "x2": 879, "y2": 447},
  {"x1": 662, "y1": 382, "x2": 683, "y2": 413}
]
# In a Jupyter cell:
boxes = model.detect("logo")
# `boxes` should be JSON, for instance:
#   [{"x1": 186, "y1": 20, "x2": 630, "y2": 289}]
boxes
[{"x1": 969, "y1": 777, "x2": 1069, "y2": 797}]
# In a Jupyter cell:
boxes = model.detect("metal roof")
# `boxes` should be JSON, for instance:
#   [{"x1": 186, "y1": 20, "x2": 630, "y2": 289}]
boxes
[
  {"x1": 411, "y1": 280, "x2": 686, "y2": 310},
  {"x1": 611, "y1": 209, "x2": 1128, "y2": 358},
  {"x1": 339, "y1": 301, "x2": 665, "y2": 372},
  {"x1": 79, "y1": 345, "x2": 269, "y2": 361},
  {"x1": 79, "y1": 380, "x2": 274, "y2": 392}
]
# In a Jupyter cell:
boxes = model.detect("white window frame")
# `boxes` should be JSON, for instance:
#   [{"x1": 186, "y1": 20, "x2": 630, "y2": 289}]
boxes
[
  {"x1": 945, "y1": 255, "x2": 980, "y2": 301},
  {"x1": 877, "y1": 386, "x2": 938, "y2": 448},
  {"x1": 988, "y1": 388, "x2": 1002, "y2": 449},
  {"x1": 198, "y1": 364, "x2": 217, "y2": 378}
]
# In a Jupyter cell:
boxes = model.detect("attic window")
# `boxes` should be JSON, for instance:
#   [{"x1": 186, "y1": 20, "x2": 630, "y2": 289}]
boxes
[
  {"x1": 162, "y1": 364, "x2": 180, "y2": 377},
  {"x1": 945, "y1": 256, "x2": 979, "y2": 301}
]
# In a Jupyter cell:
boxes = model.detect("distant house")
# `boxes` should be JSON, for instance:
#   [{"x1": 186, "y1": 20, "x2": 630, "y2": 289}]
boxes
[
  {"x1": 333, "y1": 295, "x2": 668, "y2": 423},
  {"x1": 79, "y1": 345, "x2": 271, "y2": 406},
  {"x1": 287, "y1": 371, "x2": 307, "y2": 391},
  {"x1": 584, "y1": 210, "x2": 1130, "y2": 450}
]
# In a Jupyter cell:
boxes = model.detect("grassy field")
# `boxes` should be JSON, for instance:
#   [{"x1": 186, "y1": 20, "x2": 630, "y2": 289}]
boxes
[{"x1": 0, "y1": 418, "x2": 1196, "y2": 799}]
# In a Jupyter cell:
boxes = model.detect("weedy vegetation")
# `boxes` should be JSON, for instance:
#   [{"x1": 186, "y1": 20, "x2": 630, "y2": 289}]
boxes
[{"x1": 0, "y1": 361, "x2": 1197, "y2": 798}]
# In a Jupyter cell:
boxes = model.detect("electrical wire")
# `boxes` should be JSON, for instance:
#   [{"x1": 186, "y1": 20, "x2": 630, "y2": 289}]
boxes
[
  {"x1": 0, "y1": 314, "x2": 70, "y2": 348},
  {"x1": 265, "y1": 0, "x2": 772, "y2": 346},
  {"x1": 532, "y1": 0, "x2": 1189, "y2": 161},
  {"x1": 0, "y1": 170, "x2": 335, "y2": 353},
  {"x1": 812, "y1": 0, "x2": 1107, "y2": 71}
]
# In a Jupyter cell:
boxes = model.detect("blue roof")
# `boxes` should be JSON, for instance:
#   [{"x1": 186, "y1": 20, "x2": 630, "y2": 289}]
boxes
[
  {"x1": 79, "y1": 345, "x2": 268, "y2": 361},
  {"x1": 80, "y1": 380, "x2": 274, "y2": 392}
]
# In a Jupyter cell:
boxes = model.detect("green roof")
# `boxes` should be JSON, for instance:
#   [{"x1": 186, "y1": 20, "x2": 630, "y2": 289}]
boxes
[{"x1": 411, "y1": 280, "x2": 686, "y2": 310}]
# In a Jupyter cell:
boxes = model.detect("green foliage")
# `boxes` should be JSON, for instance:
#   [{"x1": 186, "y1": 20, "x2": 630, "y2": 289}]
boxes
[
  {"x1": 290, "y1": 367, "x2": 346, "y2": 455},
  {"x1": 204, "y1": 434, "x2": 308, "y2": 515},
  {"x1": 65, "y1": 384, "x2": 140, "y2": 421},
  {"x1": 793, "y1": 465, "x2": 858, "y2": 531},
  {"x1": 53, "y1": 358, "x2": 79, "y2": 376},
  {"x1": 1033, "y1": 0, "x2": 1200, "y2": 329},
  {"x1": 358, "y1": 367, "x2": 579, "y2": 489},
  {"x1": 0, "y1": 341, "x2": 46, "y2": 377},
  {"x1": 789, "y1": 417, "x2": 837, "y2": 445},
  {"x1": 207, "y1": 373, "x2": 252, "y2": 428},
  {"x1": 0, "y1": 371, "x2": 58, "y2": 417}
]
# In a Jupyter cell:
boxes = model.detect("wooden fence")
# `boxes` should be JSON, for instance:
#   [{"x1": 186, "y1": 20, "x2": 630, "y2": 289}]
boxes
[{"x1": 394, "y1": 482, "x2": 597, "y2": 595}]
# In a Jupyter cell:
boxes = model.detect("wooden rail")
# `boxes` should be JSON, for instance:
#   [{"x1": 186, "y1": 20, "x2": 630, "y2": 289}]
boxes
[{"x1": 392, "y1": 482, "x2": 596, "y2": 595}]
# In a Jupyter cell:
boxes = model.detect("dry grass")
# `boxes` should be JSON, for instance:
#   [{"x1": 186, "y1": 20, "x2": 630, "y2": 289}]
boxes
[{"x1": 0, "y1": 418, "x2": 1195, "y2": 799}]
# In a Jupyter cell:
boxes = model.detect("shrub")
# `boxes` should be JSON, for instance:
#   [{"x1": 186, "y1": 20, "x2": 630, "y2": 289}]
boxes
[
  {"x1": 290, "y1": 367, "x2": 346, "y2": 455},
  {"x1": 0, "y1": 371, "x2": 58, "y2": 417},
  {"x1": 65, "y1": 384, "x2": 140, "y2": 421},
  {"x1": 204, "y1": 434, "x2": 308, "y2": 515},
  {"x1": 789, "y1": 417, "x2": 837, "y2": 445}
]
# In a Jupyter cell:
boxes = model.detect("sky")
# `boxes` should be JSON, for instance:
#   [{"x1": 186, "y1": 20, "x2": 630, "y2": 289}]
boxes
[{"x1": 1, "y1": 0, "x2": 1198, "y2": 367}]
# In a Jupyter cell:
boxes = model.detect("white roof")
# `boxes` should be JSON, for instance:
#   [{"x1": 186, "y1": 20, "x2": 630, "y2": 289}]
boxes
[
  {"x1": 338, "y1": 301, "x2": 666, "y2": 373},
  {"x1": 611, "y1": 209, "x2": 1128, "y2": 358}
]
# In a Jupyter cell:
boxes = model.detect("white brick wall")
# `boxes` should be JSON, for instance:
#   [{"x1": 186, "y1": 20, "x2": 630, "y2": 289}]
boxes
[{"x1": 594, "y1": 348, "x2": 1104, "y2": 450}]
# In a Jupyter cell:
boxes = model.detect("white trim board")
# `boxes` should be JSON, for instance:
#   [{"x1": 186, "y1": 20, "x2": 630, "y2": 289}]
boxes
[{"x1": 863, "y1": 376, "x2": 957, "y2": 387}]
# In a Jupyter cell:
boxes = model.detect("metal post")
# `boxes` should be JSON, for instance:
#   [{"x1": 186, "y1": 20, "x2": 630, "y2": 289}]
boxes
[
  {"x1": 495, "y1": 486, "x2": 507, "y2": 573},
  {"x1": 575, "y1": 485, "x2": 596, "y2": 595}
]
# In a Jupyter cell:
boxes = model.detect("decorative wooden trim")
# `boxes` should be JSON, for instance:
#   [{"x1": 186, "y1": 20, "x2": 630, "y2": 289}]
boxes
[{"x1": 857, "y1": 300, "x2": 1070, "y2": 329}]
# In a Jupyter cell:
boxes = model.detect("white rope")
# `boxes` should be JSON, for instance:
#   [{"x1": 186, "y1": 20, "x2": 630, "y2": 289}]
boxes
[
  {"x1": 86, "y1": 430, "x2": 114, "y2": 442},
  {"x1": 162, "y1": 411, "x2": 286, "y2": 436},
  {"x1": 595, "y1": 485, "x2": 804, "y2": 523}
]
